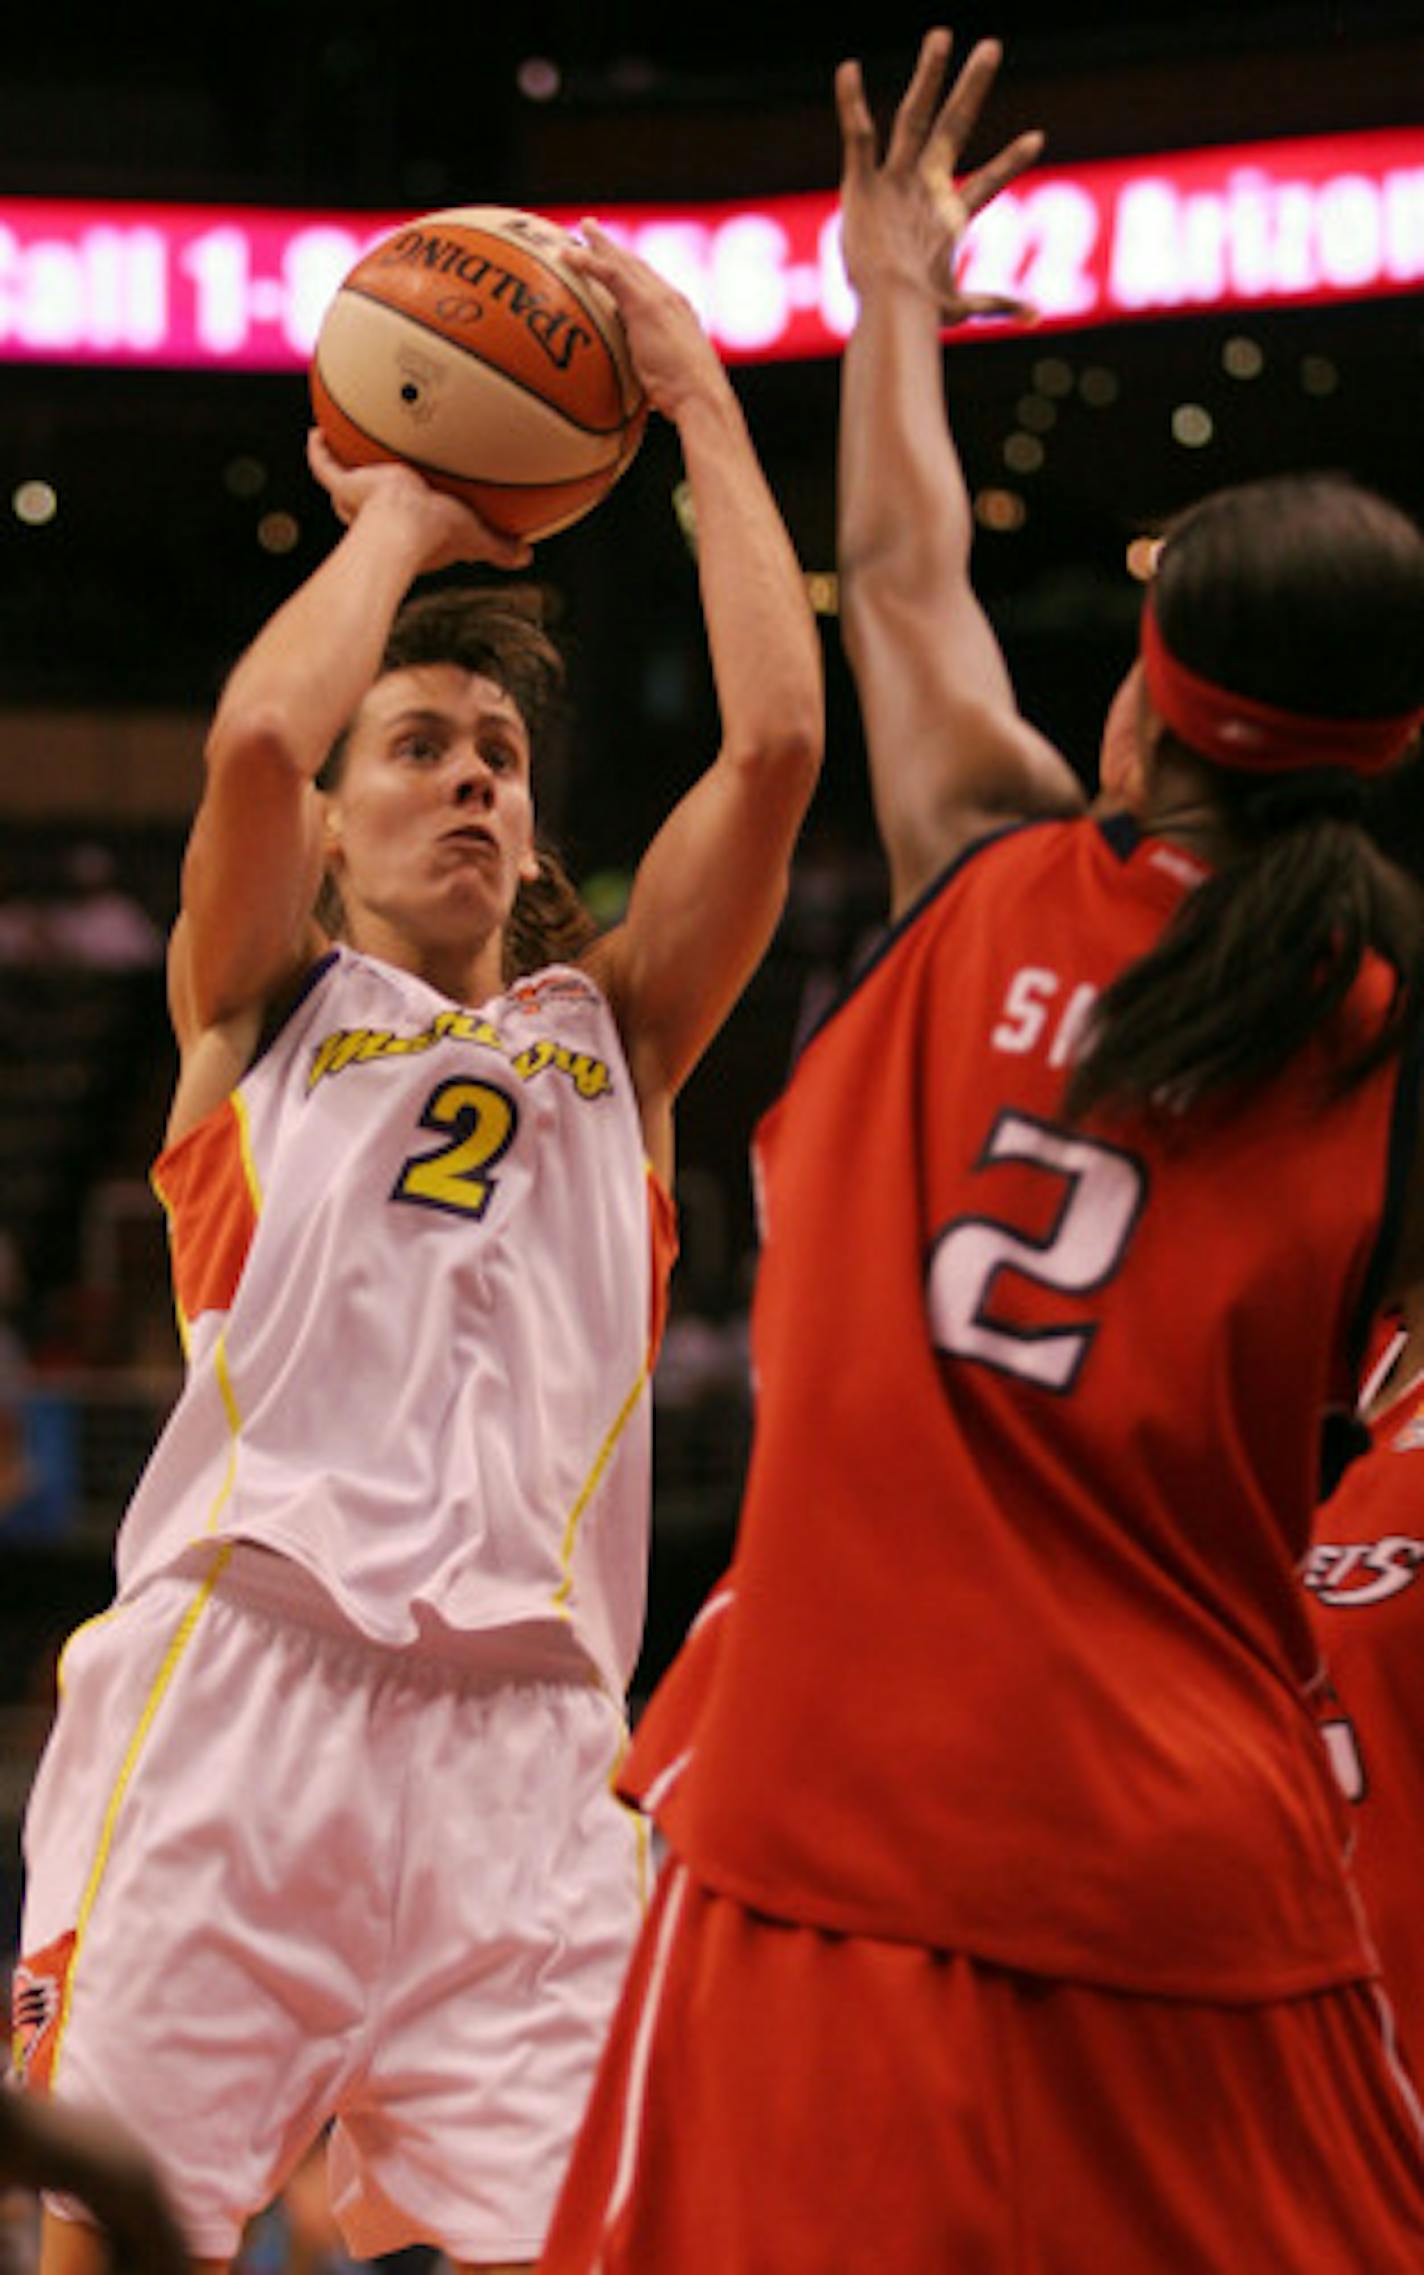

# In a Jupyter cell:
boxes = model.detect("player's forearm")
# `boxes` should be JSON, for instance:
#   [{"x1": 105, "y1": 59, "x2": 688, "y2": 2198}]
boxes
[
  {"x1": 206, "y1": 492, "x2": 434, "y2": 784},
  {"x1": 674, "y1": 383, "x2": 823, "y2": 783},
  {"x1": 835, "y1": 266, "x2": 1076, "y2": 890},
  {"x1": 838, "y1": 274, "x2": 975, "y2": 612}
]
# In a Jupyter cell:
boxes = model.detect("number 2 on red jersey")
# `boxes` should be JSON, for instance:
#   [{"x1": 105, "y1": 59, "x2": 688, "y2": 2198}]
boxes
[{"x1": 926, "y1": 1109, "x2": 1148, "y2": 1392}]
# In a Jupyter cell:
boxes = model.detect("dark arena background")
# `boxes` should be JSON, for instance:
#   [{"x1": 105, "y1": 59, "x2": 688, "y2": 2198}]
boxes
[{"x1": 1, "y1": 0, "x2": 1423, "y2": 2040}]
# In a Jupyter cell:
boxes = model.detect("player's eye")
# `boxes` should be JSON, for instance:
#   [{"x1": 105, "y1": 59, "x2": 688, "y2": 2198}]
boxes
[{"x1": 396, "y1": 733, "x2": 442, "y2": 765}]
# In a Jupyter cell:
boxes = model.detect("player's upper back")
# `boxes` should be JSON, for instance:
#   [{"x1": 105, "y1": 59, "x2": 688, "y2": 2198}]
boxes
[{"x1": 756, "y1": 814, "x2": 1410, "y2": 1584}]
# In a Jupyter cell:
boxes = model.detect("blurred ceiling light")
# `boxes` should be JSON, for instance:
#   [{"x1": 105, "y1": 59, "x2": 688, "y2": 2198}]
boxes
[
  {"x1": 1032, "y1": 357, "x2": 1075, "y2": 398},
  {"x1": 974, "y1": 487, "x2": 1028, "y2": 532},
  {"x1": 1079, "y1": 365, "x2": 1120, "y2": 407},
  {"x1": 1222, "y1": 335, "x2": 1264, "y2": 379},
  {"x1": 12, "y1": 479, "x2": 57, "y2": 525},
  {"x1": 517, "y1": 56, "x2": 561, "y2": 101},
  {"x1": 224, "y1": 455, "x2": 267, "y2": 499},
  {"x1": 1300, "y1": 354, "x2": 1340, "y2": 395},
  {"x1": 1003, "y1": 431, "x2": 1045, "y2": 474},
  {"x1": 1171, "y1": 402, "x2": 1214, "y2": 447},
  {"x1": 1017, "y1": 393, "x2": 1058, "y2": 434},
  {"x1": 257, "y1": 510, "x2": 300, "y2": 554}
]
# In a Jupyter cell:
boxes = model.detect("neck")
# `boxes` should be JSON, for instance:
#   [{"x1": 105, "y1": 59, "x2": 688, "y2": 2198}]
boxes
[
  {"x1": 1143, "y1": 804, "x2": 1238, "y2": 867},
  {"x1": 344, "y1": 912, "x2": 506, "y2": 1006},
  {"x1": 1131, "y1": 742, "x2": 1245, "y2": 868},
  {"x1": 1092, "y1": 786, "x2": 1236, "y2": 868}
]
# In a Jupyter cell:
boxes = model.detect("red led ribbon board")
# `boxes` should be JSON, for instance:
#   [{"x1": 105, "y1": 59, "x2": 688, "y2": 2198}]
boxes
[{"x1": 0, "y1": 126, "x2": 1420, "y2": 369}]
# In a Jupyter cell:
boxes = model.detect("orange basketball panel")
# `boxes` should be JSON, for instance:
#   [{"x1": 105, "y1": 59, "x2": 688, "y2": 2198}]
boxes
[
  {"x1": 443, "y1": 460, "x2": 636, "y2": 542},
  {"x1": 310, "y1": 365, "x2": 644, "y2": 541},
  {"x1": 312, "y1": 297, "x2": 625, "y2": 482},
  {"x1": 341, "y1": 219, "x2": 634, "y2": 433}
]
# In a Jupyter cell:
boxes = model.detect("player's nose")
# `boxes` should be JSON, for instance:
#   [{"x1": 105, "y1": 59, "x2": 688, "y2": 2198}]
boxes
[{"x1": 452, "y1": 760, "x2": 495, "y2": 807}]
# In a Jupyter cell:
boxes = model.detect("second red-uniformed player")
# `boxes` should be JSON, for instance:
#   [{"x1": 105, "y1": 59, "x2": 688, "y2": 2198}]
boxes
[{"x1": 1307, "y1": 1299, "x2": 1424, "y2": 2084}]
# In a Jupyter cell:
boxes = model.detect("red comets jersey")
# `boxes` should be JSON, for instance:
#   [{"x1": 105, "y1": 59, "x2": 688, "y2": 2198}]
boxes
[
  {"x1": 128, "y1": 946, "x2": 675, "y2": 1694},
  {"x1": 632, "y1": 816, "x2": 1416, "y2": 1998},
  {"x1": 1307, "y1": 1344, "x2": 1424, "y2": 2064}
]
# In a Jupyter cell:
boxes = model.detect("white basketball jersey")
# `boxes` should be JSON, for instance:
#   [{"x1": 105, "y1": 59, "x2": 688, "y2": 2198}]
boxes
[{"x1": 126, "y1": 946, "x2": 673, "y2": 1694}]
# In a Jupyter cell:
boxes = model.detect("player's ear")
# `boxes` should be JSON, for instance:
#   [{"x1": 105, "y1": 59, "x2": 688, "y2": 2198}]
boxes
[
  {"x1": 1099, "y1": 660, "x2": 1154, "y2": 812},
  {"x1": 516, "y1": 804, "x2": 541, "y2": 885}
]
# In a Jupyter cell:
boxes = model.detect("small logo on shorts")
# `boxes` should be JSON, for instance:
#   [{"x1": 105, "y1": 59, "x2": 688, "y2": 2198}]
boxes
[{"x1": 9, "y1": 1929, "x2": 77, "y2": 2090}]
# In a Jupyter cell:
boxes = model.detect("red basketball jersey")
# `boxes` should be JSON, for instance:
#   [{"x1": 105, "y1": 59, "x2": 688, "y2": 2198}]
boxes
[
  {"x1": 631, "y1": 816, "x2": 1417, "y2": 1999},
  {"x1": 1306, "y1": 1345, "x2": 1424, "y2": 2064}
]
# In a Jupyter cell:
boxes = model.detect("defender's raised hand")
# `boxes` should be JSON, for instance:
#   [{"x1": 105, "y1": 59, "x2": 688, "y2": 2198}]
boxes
[{"x1": 836, "y1": 26, "x2": 1043, "y2": 322}]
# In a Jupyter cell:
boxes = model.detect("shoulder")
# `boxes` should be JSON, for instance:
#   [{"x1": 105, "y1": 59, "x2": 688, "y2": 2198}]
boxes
[{"x1": 164, "y1": 943, "x2": 345, "y2": 1149}]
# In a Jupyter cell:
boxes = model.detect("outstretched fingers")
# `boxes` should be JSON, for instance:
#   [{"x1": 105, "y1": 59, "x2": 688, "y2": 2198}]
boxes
[
  {"x1": 883, "y1": 26, "x2": 956, "y2": 175},
  {"x1": 931, "y1": 37, "x2": 1005, "y2": 167},
  {"x1": 959, "y1": 128, "x2": 1047, "y2": 217},
  {"x1": 835, "y1": 57, "x2": 879, "y2": 181},
  {"x1": 883, "y1": 27, "x2": 955, "y2": 174}
]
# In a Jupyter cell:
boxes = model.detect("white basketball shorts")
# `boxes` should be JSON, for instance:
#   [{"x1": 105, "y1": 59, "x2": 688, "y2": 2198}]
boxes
[{"x1": 13, "y1": 1543, "x2": 651, "y2": 2264}]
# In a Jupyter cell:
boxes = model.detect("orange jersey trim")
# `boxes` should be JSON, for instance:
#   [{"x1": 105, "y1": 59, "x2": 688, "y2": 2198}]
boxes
[{"x1": 152, "y1": 1094, "x2": 262, "y2": 1335}]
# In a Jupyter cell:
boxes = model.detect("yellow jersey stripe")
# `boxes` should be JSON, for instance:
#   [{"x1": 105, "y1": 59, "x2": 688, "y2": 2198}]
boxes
[{"x1": 553, "y1": 1364, "x2": 650, "y2": 1613}]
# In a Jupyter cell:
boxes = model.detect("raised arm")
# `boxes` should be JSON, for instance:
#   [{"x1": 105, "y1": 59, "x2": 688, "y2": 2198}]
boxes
[
  {"x1": 172, "y1": 441, "x2": 528, "y2": 1049},
  {"x1": 836, "y1": 28, "x2": 1083, "y2": 913},
  {"x1": 569, "y1": 224, "x2": 823, "y2": 1167}
]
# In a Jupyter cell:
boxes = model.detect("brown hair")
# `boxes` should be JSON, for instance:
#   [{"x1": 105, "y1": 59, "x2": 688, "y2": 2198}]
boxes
[
  {"x1": 319, "y1": 581, "x2": 597, "y2": 980},
  {"x1": 1066, "y1": 473, "x2": 1424, "y2": 1124}
]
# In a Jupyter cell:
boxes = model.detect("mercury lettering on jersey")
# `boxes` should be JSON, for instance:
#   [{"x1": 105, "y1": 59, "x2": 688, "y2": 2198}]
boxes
[{"x1": 305, "y1": 1005, "x2": 612, "y2": 1101}]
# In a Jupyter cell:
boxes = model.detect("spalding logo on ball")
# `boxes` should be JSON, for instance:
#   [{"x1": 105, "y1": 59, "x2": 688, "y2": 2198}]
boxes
[{"x1": 311, "y1": 206, "x2": 647, "y2": 542}]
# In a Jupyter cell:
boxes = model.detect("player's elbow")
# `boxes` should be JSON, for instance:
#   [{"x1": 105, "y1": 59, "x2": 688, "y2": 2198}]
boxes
[
  {"x1": 204, "y1": 700, "x2": 311, "y2": 790},
  {"x1": 727, "y1": 664, "x2": 814, "y2": 782},
  {"x1": 725, "y1": 706, "x2": 824, "y2": 804},
  {"x1": 841, "y1": 538, "x2": 970, "y2": 647},
  {"x1": 839, "y1": 469, "x2": 973, "y2": 596}
]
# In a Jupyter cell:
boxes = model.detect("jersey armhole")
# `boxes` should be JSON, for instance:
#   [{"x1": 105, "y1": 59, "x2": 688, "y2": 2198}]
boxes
[{"x1": 247, "y1": 945, "x2": 341, "y2": 1071}]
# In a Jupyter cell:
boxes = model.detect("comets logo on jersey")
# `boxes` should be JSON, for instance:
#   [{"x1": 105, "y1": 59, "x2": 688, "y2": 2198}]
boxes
[
  {"x1": 1301, "y1": 1537, "x2": 1424, "y2": 1608},
  {"x1": 9, "y1": 1928, "x2": 76, "y2": 2090}
]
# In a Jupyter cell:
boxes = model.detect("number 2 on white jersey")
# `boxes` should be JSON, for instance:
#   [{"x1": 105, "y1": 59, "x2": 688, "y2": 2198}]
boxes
[
  {"x1": 926, "y1": 1109, "x2": 1147, "y2": 1392},
  {"x1": 392, "y1": 1077, "x2": 518, "y2": 1221}
]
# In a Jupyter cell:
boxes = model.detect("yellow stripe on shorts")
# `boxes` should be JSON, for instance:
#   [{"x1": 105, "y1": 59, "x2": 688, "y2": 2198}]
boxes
[{"x1": 51, "y1": 1541, "x2": 235, "y2": 2087}]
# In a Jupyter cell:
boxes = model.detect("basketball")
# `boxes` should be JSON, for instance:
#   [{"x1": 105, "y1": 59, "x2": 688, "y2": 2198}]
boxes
[{"x1": 310, "y1": 205, "x2": 647, "y2": 542}]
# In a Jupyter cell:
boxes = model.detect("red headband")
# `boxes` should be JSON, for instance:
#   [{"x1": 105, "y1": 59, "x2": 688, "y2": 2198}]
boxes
[{"x1": 1140, "y1": 597, "x2": 1423, "y2": 778}]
